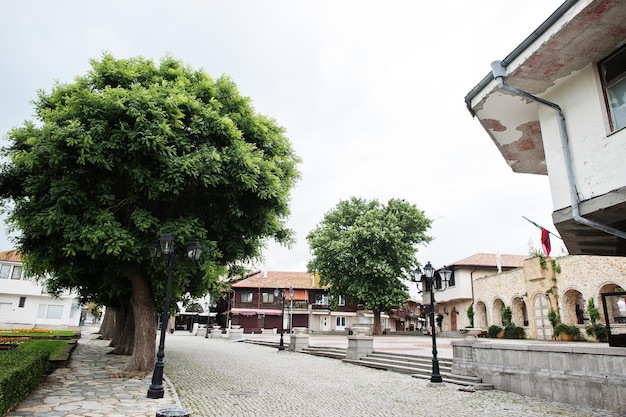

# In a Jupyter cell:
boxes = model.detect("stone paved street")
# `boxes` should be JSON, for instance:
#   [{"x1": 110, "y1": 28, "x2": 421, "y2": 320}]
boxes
[{"x1": 164, "y1": 332, "x2": 614, "y2": 417}]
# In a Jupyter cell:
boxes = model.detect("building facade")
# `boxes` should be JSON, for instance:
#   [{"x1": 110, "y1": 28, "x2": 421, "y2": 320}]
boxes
[
  {"x1": 0, "y1": 250, "x2": 82, "y2": 329},
  {"x1": 466, "y1": 0, "x2": 626, "y2": 257},
  {"x1": 228, "y1": 271, "x2": 390, "y2": 334}
]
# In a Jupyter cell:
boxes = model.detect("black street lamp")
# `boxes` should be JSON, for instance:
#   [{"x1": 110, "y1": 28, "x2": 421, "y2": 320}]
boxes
[
  {"x1": 147, "y1": 234, "x2": 202, "y2": 399},
  {"x1": 413, "y1": 261, "x2": 452, "y2": 384},
  {"x1": 204, "y1": 299, "x2": 217, "y2": 338},
  {"x1": 274, "y1": 288, "x2": 287, "y2": 351}
]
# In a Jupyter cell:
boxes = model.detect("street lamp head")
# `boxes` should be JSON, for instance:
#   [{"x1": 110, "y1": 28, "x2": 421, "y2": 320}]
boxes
[
  {"x1": 289, "y1": 286, "x2": 295, "y2": 299},
  {"x1": 159, "y1": 233, "x2": 175, "y2": 255},
  {"x1": 148, "y1": 241, "x2": 160, "y2": 259},
  {"x1": 186, "y1": 240, "x2": 202, "y2": 261},
  {"x1": 423, "y1": 262, "x2": 435, "y2": 279},
  {"x1": 439, "y1": 266, "x2": 452, "y2": 283},
  {"x1": 274, "y1": 288, "x2": 280, "y2": 298},
  {"x1": 413, "y1": 266, "x2": 423, "y2": 282}
]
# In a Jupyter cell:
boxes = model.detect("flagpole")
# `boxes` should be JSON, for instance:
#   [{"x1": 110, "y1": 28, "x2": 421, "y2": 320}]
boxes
[{"x1": 522, "y1": 216, "x2": 563, "y2": 240}]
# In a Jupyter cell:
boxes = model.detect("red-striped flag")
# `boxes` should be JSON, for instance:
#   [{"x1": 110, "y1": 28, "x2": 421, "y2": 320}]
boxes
[{"x1": 541, "y1": 228, "x2": 551, "y2": 256}]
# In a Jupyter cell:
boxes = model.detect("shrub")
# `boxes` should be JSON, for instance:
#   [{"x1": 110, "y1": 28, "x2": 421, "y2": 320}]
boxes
[
  {"x1": 487, "y1": 325, "x2": 502, "y2": 338},
  {"x1": 0, "y1": 349, "x2": 49, "y2": 415},
  {"x1": 585, "y1": 323, "x2": 608, "y2": 341},
  {"x1": 467, "y1": 305, "x2": 474, "y2": 328},
  {"x1": 553, "y1": 323, "x2": 580, "y2": 337},
  {"x1": 503, "y1": 324, "x2": 526, "y2": 339}
]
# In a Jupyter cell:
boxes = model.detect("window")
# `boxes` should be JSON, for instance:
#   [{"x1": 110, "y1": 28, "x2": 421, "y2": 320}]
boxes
[
  {"x1": 449, "y1": 272, "x2": 456, "y2": 287},
  {"x1": 338, "y1": 295, "x2": 346, "y2": 306},
  {"x1": 336, "y1": 316, "x2": 346, "y2": 327},
  {"x1": 0, "y1": 265, "x2": 10, "y2": 279},
  {"x1": 37, "y1": 304, "x2": 63, "y2": 319},
  {"x1": 18, "y1": 297, "x2": 26, "y2": 308},
  {"x1": 600, "y1": 45, "x2": 626, "y2": 131},
  {"x1": 315, "y1": 294, "x2": 329, "y2": 305},
  {"x1": 11, "y1": 266, "x2": 22, "y2": 280},
  {"x1": 261, "y1": 292, "x2": 275, "y2": 303},
  {"x1": 240, "y1": 292, "x2": 253, "y2": 303}
]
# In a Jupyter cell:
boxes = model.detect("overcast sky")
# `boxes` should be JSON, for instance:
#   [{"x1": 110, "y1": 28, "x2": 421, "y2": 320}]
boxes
[{"x1": 1, "y1": 1, "x2": 567, "y2": 275}]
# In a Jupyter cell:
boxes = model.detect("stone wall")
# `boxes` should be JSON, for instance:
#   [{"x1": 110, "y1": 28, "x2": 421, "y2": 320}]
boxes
[
  {"x1": 472, "y1": 255, "x2": 626, "y2": 339},
  {"x1": 452, "y1": 339, "x2": 626, "y2": 415}
]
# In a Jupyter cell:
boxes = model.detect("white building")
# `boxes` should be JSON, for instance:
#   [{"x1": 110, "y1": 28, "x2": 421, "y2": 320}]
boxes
[
  {"x1": 465, "y1": 0, "x2": 626, "y2": 257},
  {"x1": 0, "y1": 250, "x2": 82, "y2": 329}
]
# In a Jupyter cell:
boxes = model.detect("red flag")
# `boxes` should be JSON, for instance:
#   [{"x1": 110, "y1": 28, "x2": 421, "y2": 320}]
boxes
[{"x1": 541, "y1": 228, "x2": 551, "y2": 256}]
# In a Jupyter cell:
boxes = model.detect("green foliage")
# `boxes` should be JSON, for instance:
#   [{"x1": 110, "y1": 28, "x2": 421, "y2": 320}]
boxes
[
  {"x1": 17, "y1": 339, "x2": 69, "y2": 360},
  {"x1": 306, "y1": 197, "x2": 432, "y2": 316},
  {"x1": 548, "y1": 308, "x2": 559, "y2": 328},
  {"x1": 0, "y1": 53, "x2": 300, "y2": 310},
  {"x1": 553, "y1": 323, "x2": 580, "y2": 337},
  {"x1": 0, "y1": 350, "x2": 49, "y2": 415},
  {"x1": 503, "y1": 324, "x2": 525, "y2": 339},
  {"x1": 531, "y1": 251, "x2": 547, "y2": 269},
  {"x1": 586, "y1": 297, "x2": 601, "y2": 325},
  {"x1": 502, "y1": 306, "x2": 512, "y2": 326},
  {"x1": 436, "y1": 313, "x2": 444, "y2": 331},
  {"x1": 487, "y1": 325, "x2": 503, "y2": 338},
  {"x1": 585, "y1": 323, "x2": 608, "y2": 341},
  {"x1": 185, "y1": 302, "x2": 203, "y2": 313},
  {"x1": 551, "y1": 259, "x2": 561, "y2": 274},
  {"x1": 467, "y1": 305, "x2": 474, "y2": 328}
]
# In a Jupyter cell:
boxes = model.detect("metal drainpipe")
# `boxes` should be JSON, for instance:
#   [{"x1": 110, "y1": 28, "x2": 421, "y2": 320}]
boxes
[{"x1": 490, "y1": 60, "x2": 626, "y2": 241}]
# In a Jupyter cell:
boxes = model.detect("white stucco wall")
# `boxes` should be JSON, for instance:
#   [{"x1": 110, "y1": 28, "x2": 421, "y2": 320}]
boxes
[{"x1": 540, "y1": 64, "x2": 626, "y2": 211}]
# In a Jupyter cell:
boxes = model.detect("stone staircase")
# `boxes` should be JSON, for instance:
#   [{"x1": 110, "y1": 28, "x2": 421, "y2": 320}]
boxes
[{"x1": 302, "y1": 346, "x2": 493, "y2": 390}]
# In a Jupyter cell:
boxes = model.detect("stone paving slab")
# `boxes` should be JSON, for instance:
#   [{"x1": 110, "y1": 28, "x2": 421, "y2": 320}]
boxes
[
  {"x1": 5, "y1": 330, "x2": 179, "y2": 417},
  {"x1": 5, "y1": 329, "x2": 618, "y2": 417},
  {"x1": 165, "y1": 332, "x2": 615, "y2": 417}
]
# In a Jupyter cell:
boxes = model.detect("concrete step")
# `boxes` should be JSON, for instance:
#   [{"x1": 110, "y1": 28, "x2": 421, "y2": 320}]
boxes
[
  {"x1": 345, "y1": 351, "x2": 493, "y2": 390},
  {"x1": 302, "y1": 346, "x2": 346, "y2": 359}
]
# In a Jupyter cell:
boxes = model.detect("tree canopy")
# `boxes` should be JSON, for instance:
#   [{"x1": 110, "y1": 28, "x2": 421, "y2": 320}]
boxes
[
  {"x1": 0, "y1": 54, "x2": 300, "y2": 371},
  {"x1": 306, "y1": 197, "x2": 432, "y2": 334}
]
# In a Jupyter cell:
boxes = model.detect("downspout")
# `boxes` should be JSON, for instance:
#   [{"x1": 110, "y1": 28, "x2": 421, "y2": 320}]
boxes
[{"x1": 490, "y1": 61, "x2": 626, "y2": 241}]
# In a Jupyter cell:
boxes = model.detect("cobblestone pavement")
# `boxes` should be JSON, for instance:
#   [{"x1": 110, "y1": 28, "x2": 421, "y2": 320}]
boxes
[
  {"x1": 165, "y1": 333, "x2": 615, "y2": 417},
  {"x1": 6, "y1": 329, "x2": 179, "y2": 417}
]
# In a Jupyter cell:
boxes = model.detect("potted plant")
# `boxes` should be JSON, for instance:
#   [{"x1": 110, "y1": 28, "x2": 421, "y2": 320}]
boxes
[
  {"x1": 554, "y1": 323, "x2": 580, "y2": 341},
  {"x1": 487, "y1": 324, "x2": 503, "y2": 338},
  {"x1": 585, "y1": 297, "x2": 608, "y2": 342}
]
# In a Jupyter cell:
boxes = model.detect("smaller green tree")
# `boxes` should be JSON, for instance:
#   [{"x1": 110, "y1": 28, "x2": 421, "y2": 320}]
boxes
[
  {"x1": 467, "y1": 305, "x2": 475, "y2": 328},
  {"x1": 307, "y1": 197, "x2": 432, "y2": 335},
  {"x1": 585, "y1": 297, "x2": 608, "y2": 341}
]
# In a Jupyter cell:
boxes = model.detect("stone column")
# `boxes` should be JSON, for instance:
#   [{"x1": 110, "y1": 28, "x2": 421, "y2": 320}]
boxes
[
  {"x1": 345, "y1": 334, "x2": 374, "y2": 360},
  {"x1": 289, "y1": 333, "x2": 310, "y2": 352}
]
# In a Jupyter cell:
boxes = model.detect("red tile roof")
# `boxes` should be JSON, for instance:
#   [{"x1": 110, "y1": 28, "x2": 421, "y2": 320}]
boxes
[
  {"x1": 0, "y1": 250, "x2": 22, "y2": 262},
  {"x1": 449, "y1": 253, "x2": 526, "y2": 268},
  {"x1": 231, "y1": 271, "x2": 322, "y2": 289}
]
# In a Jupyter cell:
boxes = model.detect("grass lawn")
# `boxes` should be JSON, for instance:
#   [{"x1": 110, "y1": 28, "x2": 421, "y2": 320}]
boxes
[
  {"x1": 17, "y1": 339, "x2": 69, "y2": 360},
  {"x1": 0, "y1": 329, "x2": 77, "y2": 338}
]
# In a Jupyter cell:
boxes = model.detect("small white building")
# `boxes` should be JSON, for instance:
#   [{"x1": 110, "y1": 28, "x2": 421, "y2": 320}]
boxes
[
  {"x1": 465, "y1": 0, "x2": 626, "y2": 257},
  {"x1": 0, "y1": 250, "x2": 82, "y2": 329}
]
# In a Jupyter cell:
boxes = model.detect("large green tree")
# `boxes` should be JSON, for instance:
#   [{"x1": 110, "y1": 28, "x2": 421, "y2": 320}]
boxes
[
  {"x1": 307, "y1": 197, "x2": 432, "y2": 334},
  {"x1": 0, "y1": 54, "x2": 300, "y2": 372}
]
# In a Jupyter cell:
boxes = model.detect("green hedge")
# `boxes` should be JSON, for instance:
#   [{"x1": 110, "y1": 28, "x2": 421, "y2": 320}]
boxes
[{"x1": 0, "y1": 349, "x2": 49, "y2": 415}]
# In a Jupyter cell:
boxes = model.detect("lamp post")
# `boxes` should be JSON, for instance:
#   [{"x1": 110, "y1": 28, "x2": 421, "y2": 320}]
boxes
[
  {"x1": 413, "y1": 261, "x2": 452, "y2": 384},
  {"x1": 274, "y1": 288, "x2": 286, "y2": 351},
  {"x1": 147, "y1": 234, "x2": 202, "y2": 399},
  {"x1": 288, "y1": 286, "x2": 294, "y2": 333},
  {"x1": 204, "y1": 299, "x2": 217, "y2": 338}
]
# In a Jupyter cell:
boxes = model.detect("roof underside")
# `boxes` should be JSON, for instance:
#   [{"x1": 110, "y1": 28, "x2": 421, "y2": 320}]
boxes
[{"x1": 468, "y1": 0, "x2": 626, "y2": 175}]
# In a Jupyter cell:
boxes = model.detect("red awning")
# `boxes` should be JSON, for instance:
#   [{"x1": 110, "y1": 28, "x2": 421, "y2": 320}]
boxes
[{"x1": 230, "y1": 308, "x2": 283, "y2": 316}]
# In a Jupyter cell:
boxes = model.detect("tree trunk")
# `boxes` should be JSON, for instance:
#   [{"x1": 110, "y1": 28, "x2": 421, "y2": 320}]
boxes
[
  {"x1": 373, "y1": 310, "x2": 382, "y2": 335},
  {"x1": 108, "y1": 308, "x2": 126, "y2": 347},
  {"x1": 99, "y1": 307, "x2": 116, "y2": 339},
  {"x1": 126, "y1": 272, "x2": 157, "y2": 372},
  {"x1": 110, "y1": 301, "x2": 135, "y2": 355}
]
